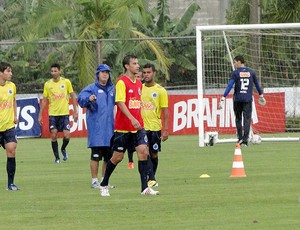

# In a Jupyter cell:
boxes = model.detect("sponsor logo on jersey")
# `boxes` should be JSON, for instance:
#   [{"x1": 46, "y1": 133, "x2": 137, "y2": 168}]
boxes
[
  {"x1": 0, "y1": 102, "x2": 12, "y2": 110},
  {"x1": 141, "y1": 102, "x2": 154, "y2": 110},
  {"x1": 52, "y1": 93, "x2": 65, "y2": 100},
  {"x1": 240, "y1": 72, "x2": 250, "y2": 77},
  {"x1": 129, "y1": 99, "x2": 141, "y2": 109}
]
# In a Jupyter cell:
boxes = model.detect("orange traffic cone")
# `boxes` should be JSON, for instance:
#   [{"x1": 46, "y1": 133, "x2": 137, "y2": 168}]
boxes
[{"x1": 230, "y1": 143, "x2": 246, "y2": 177}]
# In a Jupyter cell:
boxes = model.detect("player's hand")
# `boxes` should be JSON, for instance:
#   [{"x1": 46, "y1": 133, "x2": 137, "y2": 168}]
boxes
[
  {"x1": 161, "y1": 130, "x2": 168, "y2": 142},
  {"x1": 14, "y1": 116, "x2": 18, "y2": 125},
  {"x1": 131, "y1": 118, "x2": 142, "y2": 130},
  {"x1": 38, "y1": 114, "x2": 42, "y2": 126},
  {"x1": 73, "y1": 111, "x2": 78, "y2": 123},
  {"x1": 219, "y1": 97, "x2": 225, "y2": 109},
  {"x1": 258, "y1": 95, "x2": 266, "y2": 106}
]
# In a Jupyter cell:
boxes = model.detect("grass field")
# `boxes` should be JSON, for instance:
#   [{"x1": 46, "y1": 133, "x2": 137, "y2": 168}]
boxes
[{"x1": 0, "y1": 135, "x2": 299, "y2": 229}]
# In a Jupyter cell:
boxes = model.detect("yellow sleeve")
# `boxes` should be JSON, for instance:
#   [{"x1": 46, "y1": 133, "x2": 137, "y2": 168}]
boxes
[
  {"x1": 115, "y1": 80, "x2": 126, "y2": 102},
  {"x1": 66, "y1": 79, "x2": 74, "y2": 94},
  {"x1": 160, "y1": 88, "x2": 168, "y2": 108},
  {"x1": 43, "y1": 82, "x2": 49, "y2": 98}
]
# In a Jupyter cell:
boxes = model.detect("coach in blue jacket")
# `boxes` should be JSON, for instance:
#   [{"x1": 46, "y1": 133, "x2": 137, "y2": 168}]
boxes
[{"x1": 78, "y1": 64, "x2": 115, "y2": 189}]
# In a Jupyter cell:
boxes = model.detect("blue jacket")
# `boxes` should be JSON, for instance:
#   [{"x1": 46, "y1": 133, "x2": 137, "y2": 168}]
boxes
[{"x1": 78, "y1": 73, "x2": 115, "y2": 148}]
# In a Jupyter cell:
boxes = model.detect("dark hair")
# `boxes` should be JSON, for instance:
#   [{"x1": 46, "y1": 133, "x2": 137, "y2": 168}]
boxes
[
  {"x1": 122, "y1": 55, "x2": 137, "y2": 72},
  {"x1": 0, "y1": 62, "x2": 12, "y2": 72},
  {"x1": 234, "y1": 55, "x2": 245, "y2": 64},
  {"x1": 51, "y1": 63, "x2": 61, "y2": 70},
  {"x1": 143, "y1": 63, "x2": 156, "y2": 72}
]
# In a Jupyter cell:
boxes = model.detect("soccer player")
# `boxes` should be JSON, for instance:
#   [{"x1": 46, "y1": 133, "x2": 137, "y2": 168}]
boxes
[
  {"x1": 219, "y1": 55, "x2": 266, "y2": 146},
  {"x1": 141, "y1": 63, "x2": 169, "y2": 187},
  {"x1": 78, "y1": 64, "x2": 115, "y2": 189},
  {"x1": 38, "y1": 63, "x2": 78, "y2": 163},
  {"x1": 126, "y1": 71, "x2": 144, "y2": 169},
  {"x1": 0, "y1": 62, "x2": 20, "y2": 190},
  {"x1": 100, "y1": 55, "x2": 159, "y2": 196}
]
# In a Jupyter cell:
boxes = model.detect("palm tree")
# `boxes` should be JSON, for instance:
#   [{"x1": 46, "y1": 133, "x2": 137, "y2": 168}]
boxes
[
  {"x1": 2, "y1": 0, "x2": 172, "y2": 89},
  {"x1": 142, "y1": 0, "x2": 200, "y2": 84}
]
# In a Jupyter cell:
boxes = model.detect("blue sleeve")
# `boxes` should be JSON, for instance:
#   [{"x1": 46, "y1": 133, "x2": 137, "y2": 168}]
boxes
[
  {"x1": 253, "y1": 74, "x2": 263, "y2": 95},
  {"x1": 78, "y1": 87, "x2": 93, "y2": 108},
  {"x1": 223, "y1": 79, "x2": 235, "y2": 97}
]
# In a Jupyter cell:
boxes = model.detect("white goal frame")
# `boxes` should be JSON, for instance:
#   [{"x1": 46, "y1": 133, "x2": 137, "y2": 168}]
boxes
[{"x1": 196, "y1": 23, "x2": 300, "y2": 147}]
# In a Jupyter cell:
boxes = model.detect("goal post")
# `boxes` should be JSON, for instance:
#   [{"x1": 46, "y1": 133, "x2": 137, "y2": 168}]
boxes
[{"x1": 196, "y1": 23, "x2": 300, "y2": 147}]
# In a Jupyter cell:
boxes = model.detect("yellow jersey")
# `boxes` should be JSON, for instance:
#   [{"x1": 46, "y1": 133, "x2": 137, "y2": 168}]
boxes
[
  {"x1": 43, "y1": 77, "x2": 74, "y2": 116},
  {"x1": 141, "y1": 83, "x2": 168, "y2": 131},
  {"x1": 0, "y1": 81, "x2": 16, "y2": 131}
]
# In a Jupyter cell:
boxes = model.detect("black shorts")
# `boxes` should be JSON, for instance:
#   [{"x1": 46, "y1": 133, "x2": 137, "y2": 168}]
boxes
[
  {"x1": 146, "y1": 130, "x2": 161, "y2": 154},
  {"x1": 90, "y1": 147, "x2": 112, "y2": 162},
  {"x1": 49, "y1": 115, "x2": 70, "y2": 132},
  {"x1": 0, "y1": 128, "x2": 17, "y2": 149},
  {"x1": 112, "y1": 129, "x2": 148, "y2": 153}
]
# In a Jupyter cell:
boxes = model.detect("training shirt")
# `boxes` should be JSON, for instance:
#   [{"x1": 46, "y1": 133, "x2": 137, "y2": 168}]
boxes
[
  {"x1": 0, "y1": 81, "x2": 16, "y2": 131},
  {"x1": 223, "y1": 66, "x2": 263, "y2": 102},
  {"x1": 114, "y1": 75, "x2": 143, "y2": 132},
  {"x1": 43, "y1": 77, "x2": 74, "y2": 116},
  {"x1": 141, "y1": 83, "x2": 168, "y2": 131}
]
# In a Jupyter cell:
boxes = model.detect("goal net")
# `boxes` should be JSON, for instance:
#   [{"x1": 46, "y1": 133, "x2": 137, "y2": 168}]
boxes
[{"x1": 196, "y1": 23, "x2": 300, "y2": 147}]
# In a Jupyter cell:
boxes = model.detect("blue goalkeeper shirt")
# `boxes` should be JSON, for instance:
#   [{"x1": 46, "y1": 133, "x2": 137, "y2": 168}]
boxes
[{"x1": 223, "y1": 66, "x2": 263, "y2": 102}]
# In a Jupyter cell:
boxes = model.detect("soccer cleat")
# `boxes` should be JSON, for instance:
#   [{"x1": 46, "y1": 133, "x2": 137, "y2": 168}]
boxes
[
  {"x1": 100, "y1": 186, "x2": 110, "y2": 197},
  {"x1": 241, "y1": 141, "x2": 248, "y2": 147},
  {"x1": 91, "y1": 181, "x2": 100, "y2": 189},
  {"x1": 7, "y1": 184, "x2": 21, "y2": 191},
  {"x1": 55, "y1": 159, "x2": 60, "y2": 164},
  {"x1": 61, "y1": 149, "x2": 68, "y2": 161},
  {"x1": 141, "y1": 187, "x2": 159, "y2": 195},
  {"x1": 128, "y1": 162, "x2": 134, "y2": 169},
  {"x1": 147, "y1": 180, "x2": 158, "y2": 188}
]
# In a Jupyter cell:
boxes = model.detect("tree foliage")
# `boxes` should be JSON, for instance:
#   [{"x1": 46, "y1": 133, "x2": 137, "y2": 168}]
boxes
[{"x1": 0, "y1": 0, "x2": 202, "y2": 92}]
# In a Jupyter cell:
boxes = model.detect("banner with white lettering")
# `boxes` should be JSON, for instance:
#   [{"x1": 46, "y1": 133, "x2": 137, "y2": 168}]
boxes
[
  {"x1": 169, "y1": 93, "x2": 285, "y2": 134},
  {"x1": 16, "y1": 98, "x2": 41, "y2": 137}
]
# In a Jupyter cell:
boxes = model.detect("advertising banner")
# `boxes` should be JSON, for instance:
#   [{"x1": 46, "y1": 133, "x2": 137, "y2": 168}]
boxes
[
  {"x1": 169, "y1": 93, "x2": 285, "y2": 134},
  {"x1": 35, "y1": 92, "x2": 285, "y2": 137},
  {"x1": 16, "y1": 98, "x2": 41, "y2": 137}
]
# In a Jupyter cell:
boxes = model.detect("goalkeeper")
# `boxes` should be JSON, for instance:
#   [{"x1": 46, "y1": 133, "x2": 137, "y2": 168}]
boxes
[{"x1": 219, "y1": 55, "x2": 266, "y2": 146}]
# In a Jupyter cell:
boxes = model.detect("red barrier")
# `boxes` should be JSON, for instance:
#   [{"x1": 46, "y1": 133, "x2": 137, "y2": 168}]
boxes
[{"x1": 40, "y1": 92, "x2": 285, "y2": 137}]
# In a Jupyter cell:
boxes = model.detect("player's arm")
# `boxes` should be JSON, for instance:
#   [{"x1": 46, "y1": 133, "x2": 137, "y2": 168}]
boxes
[
  {"x1": 70, "y1": 91, "x2": 78, "y2": 122},
  {"x1": 38, "y1": 96, "x2": 48, "y2": 125},
  {"x1": 160, "y1": 88, "x2": 169, "y2": 141},
  {"x1": 161, "y1": 107, "x2": 169, "y2": 142},
  {"x1": 13, "y1": 97, "x2": 18, "y2": 124},
  {"x1": 253, "y1": 73, "x2": 266, "y2": 105},
  {"x1": 219, "y1": 78, "x2": 235, "y2": 109}
]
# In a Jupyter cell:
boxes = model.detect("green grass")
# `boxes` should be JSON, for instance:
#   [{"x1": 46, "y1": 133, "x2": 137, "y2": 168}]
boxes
[{"x1": 0, "y1": 135, "x2": 299, "y2": 229}]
